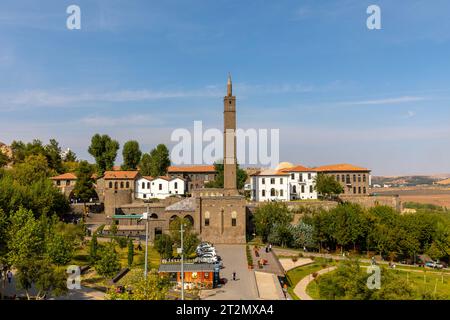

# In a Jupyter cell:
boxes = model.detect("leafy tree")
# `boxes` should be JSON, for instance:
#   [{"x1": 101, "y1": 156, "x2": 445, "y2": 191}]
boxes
[
  {"x1": 183, "y1": 233, "x2": 200, "y2": 256},
  {"x1": 268, "y1": 223, "x2": 294, "y2": 247},
  {"x1": 11, "y1": 154, "x2": 54, "y2": 185},
  {"x1": 205, "y1": 160, "x2": 248, "y2": 190},
  {"x1": 45, "y1": 139, "x2": 63, "y2": 173},
  {"x1": 107, "y1": 271, "x2": 170, "y2": 300},
  {"x1": 139, "y1": 153, "x2": 152, "y2": 176},
  {"x1": 95, "y1": 243, "x2": 120, "y2": 277},
  {"x1": 73, "y1": 160, "x2": 97, "y2": 217},
  {"x1": 291, "y1": 221, "x2": 316, "y2": 249},
  {"x1": 63, "y1": 149, "x2": 77, "y2": 162},
  {"x1": 169, "y1": 216, "x2": 194, "y2": 247},
  {"x1": 121, "y1": 140, "x2": 142, "y2": 170},
  {"x1": 314, "y1": 173, "x2": 344, "y2": 199},
  {"x1": 253, "y1": 202, "x2": 293, "y2": 242},
  {"x1": 154, "y1": 234, "x2": 174, "y2": 259},
  {"x1": 89, "y1": 232, "x2": 98, "y2": 263},
  {"x1": 148, "y1": 144, "x2": 171, "y2": 177},
  {"x1": 0, "y1": 151, "x2": 9, "y2": 168},
  {"x1": 88, "y1": 134, "x2": 120, "y2": 175},
  {"x1": 47, "y1": 233, "x2": 74, "y2": 266},
  {"x1": 127, "y1": 239, "x2": 134, "y2": 267},
  {"x1": 0, "y1": 209, "x2": 9, "y2": 264}
]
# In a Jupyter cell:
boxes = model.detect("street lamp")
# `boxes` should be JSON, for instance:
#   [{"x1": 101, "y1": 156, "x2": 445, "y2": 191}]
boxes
[
  {"x1": 139, "y1": 201, "x2": 150, "y2": 279},
  {"x1": 180, "y1": 222, "x2": 185, "y2": 300}
]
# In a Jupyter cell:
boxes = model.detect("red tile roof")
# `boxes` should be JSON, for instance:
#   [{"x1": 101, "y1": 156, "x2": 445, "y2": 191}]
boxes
[
  {"x1": 104, "y1": 171, "x2": 139, "y2": 179},
  {"x1": 50, "y1": 173, "x2": 78, "y2": 180},
  {"x1": 280, "y1": 165, "x2": 315, "y2": 173},
  {"x1": 315, "y1": 164, "x2": 370, "y2": 172},
  {"x1": 168, "y1": 165, "x2": 216, "y2": 173}
]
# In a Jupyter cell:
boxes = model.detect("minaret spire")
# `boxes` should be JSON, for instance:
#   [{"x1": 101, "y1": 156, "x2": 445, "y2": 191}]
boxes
[{"x1": 227, "y1": 73, "x2": 232, "y2": 96}]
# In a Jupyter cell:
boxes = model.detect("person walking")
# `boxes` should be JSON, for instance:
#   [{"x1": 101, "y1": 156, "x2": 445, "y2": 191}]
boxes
[
  {"x1": 232, "y1": 271, "x2": 236, "y2": 281},
  {"x1": 7, "y1": 270, "x2": 12, "y2": 284},
  {"x1": 269, "y1": 244, "x2": 272, "y2": 252}
]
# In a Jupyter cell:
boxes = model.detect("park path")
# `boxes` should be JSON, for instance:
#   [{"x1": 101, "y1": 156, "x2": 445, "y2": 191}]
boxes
[{"x1": 293, "y1": 266, "x2": 336, "y2": 300}]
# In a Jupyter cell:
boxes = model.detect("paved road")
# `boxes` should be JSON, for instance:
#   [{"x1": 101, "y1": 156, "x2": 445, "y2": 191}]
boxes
[{"x1": 200, "y1": 245, "x2": 259, "y2": 300}]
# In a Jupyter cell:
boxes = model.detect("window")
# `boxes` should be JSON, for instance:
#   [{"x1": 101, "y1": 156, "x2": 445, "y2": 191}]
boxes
[
  {"x1": 291, "y1": 173, "x2": 295, "y2": 179},
  {"x1": 56, "y1": 180, "x2": 61, "y2": 186},
  {"x1": 280, "y1": 178, "x2": 283, "y2": 184},
  {"x1": 262, "y1": 178, "x2": 265, "y2": 185},
  {"x1": 363, "y1": 175, "x2": 367, "y2": 182},
  {"x1": 299, "y1": 174, "x2": 303, "y2": 182},
  {"x1": 143, "y1": 194, "x2": 147, "y2": 198},
  {"x1": 231, "y1": 211, "x2": 237, "y2": 227},
  {"x1": 353, "y1": 175, "x2": 356, "y2": 182},
  {"x1": 126, "y1": 182, "x2": 129, "y2": 188},
  {"x1": 147, "y1": 182, "x2": 150, "y2": 189},
  {"x1": 346, "y1": 175, "x2": 350, "y2": 184},
  {"x1": 310, "y1": 185, "x2": 313, "y2": 193},
  {"x1": 342, "y1": 175, "x2": 345, "y2": 182},
  {"x1": 114, "y1": 182, "x2": 118, "y2": 189},
  {"x1": 159, "y1": 184, "x2": 162, "y2": 190},
  {"x1": 293, "y1": 186, "x2": 297, "y2": 193},
  {"x1": 353, "y1": 187, "x2": 357, "y2": 194},
  {"x1": 301, "y1": 185, "x2": 305, "y2": 193},
  {"x1": 270, "y1": 188, "x2": 276, "y2": 196},
  {"x1": 205, "y1": 272, "x2": 209, "y2": 278},
  {"x1": 66, "y1": 180, "x2": 70, "y2": 186},
  {"x1": 280, "y1": 189, "x2": 283, "y2": 197},
  {"x1": 270, "y1": 178, "x2": 275, "y2": 184},
  {"x1": 262, "y1": 190, "x2": 266, "y2": 197},
  {"x1": 120, "y1": 182, "x2": 124, "y2": 188},
  {"x1": 336, "y1": 175, "x2": 340, "y2": 182},
  {"x1": 358, "y1": 175, "x2": 361, "y2": 182},
  {"x1": 308, "y1": 173, "x2": 312, "y2": 180},
  {"x1": 363, "y1": 187, "x2": 367, "y2": 194},
  {"x1": 205, "y1": 211, "x2": 210, "y2": 226},
  {"x1": 142, "y1": 182, "x2": 145, "y2": 189},
  {"x1": 358, "y1": 187, "x2": 361, "y2": 194},
  {"x1": 174, "y1": 182, "x2": 178, "y2": 189}
]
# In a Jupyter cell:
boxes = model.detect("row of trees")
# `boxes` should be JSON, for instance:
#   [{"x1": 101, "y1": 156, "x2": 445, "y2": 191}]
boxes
[
  {"x1": 253, "y1": 202, "x2": 450, "y2": 262},
  {"x1": 0, "y1": 208, "x2": 84, "y2": 299}
]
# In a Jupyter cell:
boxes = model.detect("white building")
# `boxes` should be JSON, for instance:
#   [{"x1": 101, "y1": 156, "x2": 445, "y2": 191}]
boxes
[
  {"x1": 250, "y1": 163, "x2": 318, "y2": 202},
  {"x1": 135, "y1": 176, "x2": 186, "y2": 200}
]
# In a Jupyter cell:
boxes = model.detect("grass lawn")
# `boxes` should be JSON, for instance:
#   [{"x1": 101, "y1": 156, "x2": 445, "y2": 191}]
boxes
[
  {"x1": 306, "y1": 267, "x2": 450, "y2": 300},
  {"x1": 285, "y1": 258, "x2": 335, "y2": 300}
]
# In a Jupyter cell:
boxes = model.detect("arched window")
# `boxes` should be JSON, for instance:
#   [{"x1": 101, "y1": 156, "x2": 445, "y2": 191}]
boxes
[
  {"x1": 231, "y1": 211, "x2": 237, "y2": 227},
  {"x1": 204, "y1": 211, "x2": 210, "y2": 227},
  {"x1": 142, "y1": 182, "x2": 145, "y2": 189},
  {"x1": 126, "y1": 182, "x2": 129, "y2": 188},
  {"x1": 109, "y1": 182, "x2": 113, "y2": 188},
  {"x1": 147, "y1": 182, "x2": 150, "y2": 189},
  {"x1": 293, "y1": 185, "x2": 297, "y2": 193},
  {"x1": 150, "y1": 213, "x2": 158, "y2": 219},
  {"x1": 114, "y1": 182, "x2": 118, "y2": 189},
  {"x1": 120, "y1": 182, "x2": 124, "y2": 188},
  {"x1": 270, "y1": 188, "x2": 276, "y2": 197}
]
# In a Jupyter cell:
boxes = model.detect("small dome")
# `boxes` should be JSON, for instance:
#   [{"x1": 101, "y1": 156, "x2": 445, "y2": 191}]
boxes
[{"x1": 275, "y1": 162, "x2": 295, "y2": 171}]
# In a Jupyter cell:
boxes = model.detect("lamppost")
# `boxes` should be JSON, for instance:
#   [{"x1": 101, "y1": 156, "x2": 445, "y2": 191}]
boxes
[{"x1": 140, "y1": 201, "x2": 150, "y2": 279}]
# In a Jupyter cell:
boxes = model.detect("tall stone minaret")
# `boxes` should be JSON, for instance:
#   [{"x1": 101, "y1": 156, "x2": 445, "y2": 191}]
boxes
[{"x1": 223, "y1": 73, "x2": 237, "y2": 192}]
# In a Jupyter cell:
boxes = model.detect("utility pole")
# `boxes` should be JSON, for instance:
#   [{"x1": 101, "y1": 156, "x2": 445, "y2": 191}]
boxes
[
  {"x1": 144, "y1": 202, "x2": 149, "y2": 279},
  {"x1": 180, "y1": 222, "x2": 185, "y2": 300}
]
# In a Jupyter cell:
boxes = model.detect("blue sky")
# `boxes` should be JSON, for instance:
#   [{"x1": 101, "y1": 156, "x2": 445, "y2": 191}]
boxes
[{"x1": 1, "y1": 0, "x2": 450, "y2": 175}]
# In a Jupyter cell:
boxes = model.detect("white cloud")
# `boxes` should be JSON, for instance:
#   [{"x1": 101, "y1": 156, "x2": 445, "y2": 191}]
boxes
[{"x1": 341, "y1": 96, "x2": 426, "y2": 106}]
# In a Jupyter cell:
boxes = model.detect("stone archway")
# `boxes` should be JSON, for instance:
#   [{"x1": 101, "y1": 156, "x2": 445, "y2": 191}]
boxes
[{"x1": 184, "y1": 214, "x2": 194, "y2": 228}]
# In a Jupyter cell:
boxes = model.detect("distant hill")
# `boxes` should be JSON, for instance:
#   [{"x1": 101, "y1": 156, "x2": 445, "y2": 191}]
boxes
[
  {"x1": 371, "y1": 175, "x2": 446, "y2": 187},
  {"x1": 436, "y1": 178, "x2": 450, "y2": 186}
]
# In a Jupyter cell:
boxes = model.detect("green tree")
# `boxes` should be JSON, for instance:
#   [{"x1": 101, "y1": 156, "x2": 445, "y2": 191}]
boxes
[
  {"x1": 0, "y1": 151, "x2": 9, "y2": 168},
  {"x1": 45, "y1": 139, "x2": 63, "y2": 173},
  {"x1": 292, "y1": 221, "x2": 316, "y2": 249},
  {"x1": 183, "y1": 233, "x2": 200, "y2": 256},
  {"x1": 127, "y1": 239, "x2": 134, "y2": 267},
  {"x1": 11, "y1": 154, "x2": 54, "y2": 185},
  {"x1": 73, "y1": 160, "x2": 97, "y2": 217},
  {"x1": 314, "y1": 173, "x2": 344, "y2": 199},
  {"x1": 148, "y1": 144, "x2": 171, "y2": 177},
  {"x1": 46, "y1": 233, "x2": 74, "y2": 266},
  {"x1": 95, "y1": 243, "x2": 121, "y2": 277},
  {"x1": 63, "y1": 149, "x2": 77, "y2": 162},
  {"x1": 107, "y1": 271, "x2": 170, "y2": 300},
  {"x1": 89, "y1": 232, "x2": 98, "y2": 263},
  {"x1": 205, "y1": 161, "x2": 248, "y2": 190},
  {"x1": 154, "y1": 234, "x2": 174, "y2": 259},
  {"x1": 268, "y1": 223, "x2": 294, "y2": 247},
  {"x1": 139, "y1": 153, "x2": 152, "y2": 176},
  {"x1": 121, "y1": 140, "x2": 142, "y2": 170},
  {"x1": 88, "y1": 134, "x2": 120, "y2": 175},
  {"x1": 253, "y1": 202, "x2": 293, "y2": 242},
  {"x1": 169, "y1": 216, "x2": 194, "y2": 247}
]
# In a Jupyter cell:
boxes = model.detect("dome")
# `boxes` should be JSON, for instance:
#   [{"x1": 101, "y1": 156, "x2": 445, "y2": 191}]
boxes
[{"x1": 275, "y1": 162, "x2": 295, "y2": 171}]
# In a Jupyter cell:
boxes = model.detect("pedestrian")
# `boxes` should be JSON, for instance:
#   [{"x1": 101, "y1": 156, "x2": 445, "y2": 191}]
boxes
[
  {"x1": 232, "y1": 271, "x2": 236, "y2": 281},
  {"x1": 7, "y1": 270, "x2": 13, "y2": 284},
  {"x1": 269, "y1": 244, "x2": 272, "y2": 252}
]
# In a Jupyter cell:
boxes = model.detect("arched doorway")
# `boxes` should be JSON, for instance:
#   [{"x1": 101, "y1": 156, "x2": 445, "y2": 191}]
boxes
[
  {"x1": 150, "y1": 213, "x2": 158, "y2": 219},
  {"x1": 184, "y1": 214, "x2": 194, "y2": 228}
]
